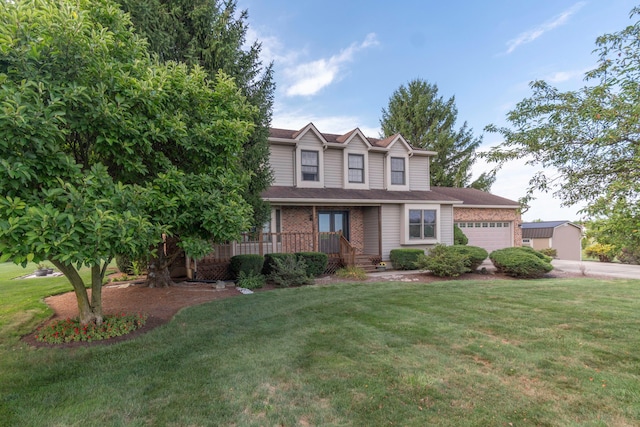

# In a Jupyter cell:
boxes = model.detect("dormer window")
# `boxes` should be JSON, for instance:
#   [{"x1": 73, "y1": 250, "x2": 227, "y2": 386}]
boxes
[
  {"x1": 348, "y1": 154, "x2": 364, "y2": 183},
  {"x1": 390, "y1": 157, "x2": 405, "y2": 185},
  {"x1": 301, "y1": 150, "x2": 319, "y2": 181}
]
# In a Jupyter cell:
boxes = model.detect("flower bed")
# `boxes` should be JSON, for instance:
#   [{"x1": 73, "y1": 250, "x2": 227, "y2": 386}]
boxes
[{"x1": 35, "y1": 313, "x2": 148, "y2": 344}]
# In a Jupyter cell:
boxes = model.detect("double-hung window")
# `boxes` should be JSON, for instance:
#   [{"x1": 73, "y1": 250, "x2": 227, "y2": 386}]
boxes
[
  {"x1": 390, "y1": 157, "x2": 405, "y2": 185},
  {"x1": 301, "y1": 150, "x2": 319, "y2": 181},
  {"x1": 409, "y1": 209, "x2": 437, "y2": 239},
  {"x1": 348, "y1": 154, "x2": 364, "y2": 183}
]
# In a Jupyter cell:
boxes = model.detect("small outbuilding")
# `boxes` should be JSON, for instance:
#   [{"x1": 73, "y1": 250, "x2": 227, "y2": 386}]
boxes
[{"x1": 521, "y1": 220, "x2": 583, "y2": 261}]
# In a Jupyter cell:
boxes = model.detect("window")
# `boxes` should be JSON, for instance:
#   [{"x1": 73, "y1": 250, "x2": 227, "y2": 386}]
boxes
[
  {"x1": 390, "y1": 157, "x2": 405, "y2": 185},
  {"x1": 348, "y1": 154, "x2": 364, "y2": 183},
  {"x1": 301, "y1": 150, "x2": 319, "y2": 181},
  {"x1": 409, "y1": 209, "x2": 437, "y2": 239}
]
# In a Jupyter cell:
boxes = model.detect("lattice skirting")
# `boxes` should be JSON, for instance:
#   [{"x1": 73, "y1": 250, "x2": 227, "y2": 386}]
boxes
[{"x1": 195, "y1": 257, "x2": 344, "y2": 281}]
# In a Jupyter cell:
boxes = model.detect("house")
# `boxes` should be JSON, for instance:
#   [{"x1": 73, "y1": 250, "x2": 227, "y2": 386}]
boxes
[
  {"x1": 521, "y1": 221, "x2": 583, "y2": 261},
  {"x1": 192, "y1": 123, "x2": 521, "y2": 278}
]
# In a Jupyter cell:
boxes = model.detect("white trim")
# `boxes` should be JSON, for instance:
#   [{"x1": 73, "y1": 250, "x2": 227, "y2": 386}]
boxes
[
  {"x1": 400, "y1": 204, "x2": 441, "y2": 245},
  {"x1": 343, "y1": 150, "x2": 369, "y2": 190},
  {"x1": 295, "y1": 147, "x2": 324, "y2": 188},
  {"x1": 385, "y1": 154, "x2": 410, "y2": 191}
]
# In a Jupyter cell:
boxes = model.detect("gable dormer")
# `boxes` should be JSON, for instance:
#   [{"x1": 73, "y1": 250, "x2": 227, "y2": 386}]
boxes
[
  {"x1": 339, "y1": 128, "x2": 372, "y2": 190},
  {"x1": 378, "y1": 134, "x2": 413, "y2": 191},
  {"x1": 292, "y1": 123, "x2": 326, "y2": 188}
]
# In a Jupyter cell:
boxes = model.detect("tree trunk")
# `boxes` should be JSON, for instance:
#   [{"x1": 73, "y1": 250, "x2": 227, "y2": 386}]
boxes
[
  {"x1": 49, "y1": 259, "x2": 102, "y2": 325},
  {"x1": 145, "y1": 242, "x2": 174, "y2": 288}
]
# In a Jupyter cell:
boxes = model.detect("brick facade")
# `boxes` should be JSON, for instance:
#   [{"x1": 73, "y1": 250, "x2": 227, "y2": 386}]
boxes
[
  {"x1": 281, "y1": 206, "x2": 365, "y2": 254},
  {"x1": 454, "y1": 207, "x2": 522, "y2": 246}
]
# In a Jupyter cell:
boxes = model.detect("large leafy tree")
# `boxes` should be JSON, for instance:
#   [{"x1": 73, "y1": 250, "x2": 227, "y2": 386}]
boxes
[
  {"x1": 485, "y1": 6, "x2": 640, "y2": 254},
  {"x1": 380, "y1": 79, "x2": 494, "y2": 190},
  {"x1": 115, "y1": 0, "x2": 275, "y2": 228},
  {"x1": 0, "y1": 0, "x2": 254, "y2": 322}
]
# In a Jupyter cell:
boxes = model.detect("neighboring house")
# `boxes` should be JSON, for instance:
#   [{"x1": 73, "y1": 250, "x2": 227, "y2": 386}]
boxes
[
  {"x1": 192, "y1": 123, "x2": 521, "y2": 278},
  {"x1": 521, "y1": 221, "x2": 583, "y2": 261}
]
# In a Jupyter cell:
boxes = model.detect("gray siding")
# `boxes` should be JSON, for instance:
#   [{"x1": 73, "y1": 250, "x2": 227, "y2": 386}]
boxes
[
  {"x1": 440, "y1": 204, "x2": 454, "y2": 245},
  {"x1": 369, "y1": 153, "x2": 384, "y2": 189},
  {"x1": 270, "y1": 145, "x2": 294, "y2": 186},
  {"x1": 298, "y1": 132, "x2": 323, "y2": 147},
  {"x1": 380, "y1": 204, "x2": 401, "y2": 260},
  {"x1": 363, "y1": 206, "x2": 380, "y2": 255},
  {"x1": 324, "y1": 149, "x2": 342, "y2": 188},
  {"x1": 409, "y1": 156, "x2": 430, "y2": 191}
]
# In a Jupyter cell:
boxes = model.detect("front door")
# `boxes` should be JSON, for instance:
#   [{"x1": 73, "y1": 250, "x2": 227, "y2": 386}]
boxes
[{"x1": 318, "y1": 211, "x2": 349, "y2": 253}]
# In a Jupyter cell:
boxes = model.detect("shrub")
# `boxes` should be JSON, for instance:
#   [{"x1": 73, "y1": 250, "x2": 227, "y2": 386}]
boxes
[
  {"x1": 236, "y1": 270, "x2": 265, "y2": 290},
  {"x1": 454, "y1": 225, "x2": 469, "y2": 245},
  {"x1": 448, "y1": 245, "x2": 488, "y2": 271},
  {"x1": 584, "y1": 243, "x2": 617, "y2": 262},
  {"x1": 115, "y1": 254, "x2": 134, "y2": 275},
  {"x1": 489, "y1": 247, "x2": 553, "y2": 278},
  {"x1": 335, "y1": 266, "x2": 368, "y2": 281},
  {"x1": 230, "y1": 254, "x2": 265, "y2": 279},
  {"x1": 389, "y1": 249, "x2": 425, "y2": 270},
  {"x1": 618, "y1": 247, "x2": 640, "y2": 265},
  {"x1": 517, "y1": 246, "x2": 553, "y2": 262},
  {"x1": 262, "y1": 253, "x2": 296, "y2": 275},
  {"x1": 295, "y1": 252, "x2": 329, "y2": 277},
  {"x1": 267, "y1": 256, "x2": 313, "y2": 287},
  {"x1": 115, "y1": 254, "x2": 147, "y2": 275},
  {"x1": 415, "y1": 244, "x2": 468, "y2": 277},
  {"x1": 538, "y1": 248, "x2": 558, "y2": 258}
]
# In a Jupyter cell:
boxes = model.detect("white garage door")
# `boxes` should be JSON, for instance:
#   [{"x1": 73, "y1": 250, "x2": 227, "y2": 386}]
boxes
[{"x1": 456, "y1": 222, "x2": 512, "y2": 253}]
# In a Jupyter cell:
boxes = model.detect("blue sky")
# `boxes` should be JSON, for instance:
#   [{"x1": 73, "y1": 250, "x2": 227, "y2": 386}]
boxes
[{"x1": 238, "y1": 0, "x2": 638, "y2": 221}]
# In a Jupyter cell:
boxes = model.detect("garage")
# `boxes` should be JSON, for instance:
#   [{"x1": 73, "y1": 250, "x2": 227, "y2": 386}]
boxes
[{"x1": 456, "y1": 221, "x2": 513, "y2": 253}]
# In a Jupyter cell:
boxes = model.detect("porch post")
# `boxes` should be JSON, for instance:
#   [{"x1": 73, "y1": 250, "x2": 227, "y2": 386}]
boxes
[
  {"x1": 378, "y1": 205, "x2": 383, "y2": 258},
  {"x1": 312, "y1": 206, "x2": 317, "y2": 252}
]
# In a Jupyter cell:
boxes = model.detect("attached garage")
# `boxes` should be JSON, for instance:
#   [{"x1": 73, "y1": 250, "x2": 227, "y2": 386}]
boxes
[
  {"x1": 456, "y1": 221, "x2": 513, "y2": 253},
  {"x1": 431, "y1": 187, "x2": 522, "y2": 253}
]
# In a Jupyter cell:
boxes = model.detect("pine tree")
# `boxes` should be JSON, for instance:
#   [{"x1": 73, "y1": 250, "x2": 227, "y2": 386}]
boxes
[
  {"x1": 380, "y1": 79, "x2": 493, "y2": 190},
  {"x1": 116, "y1": 0, "x2": 275, "y2": 227}
]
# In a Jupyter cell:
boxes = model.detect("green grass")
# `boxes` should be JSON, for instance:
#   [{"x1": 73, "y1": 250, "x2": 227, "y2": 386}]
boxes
[
  {"x1": 1, "y1": 262, "x2": 639, "y2": 426},
  {"x1": 0, "y1": 263, "x2": 89, "y2": 346}
]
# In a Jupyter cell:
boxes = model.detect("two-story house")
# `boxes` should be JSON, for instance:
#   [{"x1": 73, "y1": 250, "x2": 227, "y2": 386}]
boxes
[{"x1": 191, "y1": 123, "x2": 521, "y2": 279}]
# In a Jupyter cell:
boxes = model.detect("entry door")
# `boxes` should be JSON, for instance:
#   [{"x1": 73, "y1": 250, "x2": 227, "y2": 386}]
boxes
[{"x1": 318, "y1": 211, "x2": 349, "y2": 253}]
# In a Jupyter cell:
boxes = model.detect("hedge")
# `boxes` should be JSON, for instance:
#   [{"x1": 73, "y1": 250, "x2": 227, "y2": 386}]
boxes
[
  {"x1": 389, "y1": 248, "x2": 425, "y2": 270},
  {"x1": 454, "y1": 225, "x2": 469, "y2": 245},
  {"x1": 262, "y1": 253, "x2": 296, "y2": 275},
  {"x1": 415, "y1": 245, "x2": 468, "y2": 277},
  {"x1": 295, "y1": 252, "x2": 329, "y2": 277},
  {"x1": 489, "y1": 247, "x2": 553, "y2": 278},
  {"x1": 230, "y1": 254, "x2": 265, "y2": 279},
  {"x1": 449, "y1": 245, "x2": 488, "y2": 271}
]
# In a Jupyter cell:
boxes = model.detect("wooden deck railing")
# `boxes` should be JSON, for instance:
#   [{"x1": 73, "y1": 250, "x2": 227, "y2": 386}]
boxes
[{"x1": 206, "y1": 232, "x2": 345, "y2": 260}]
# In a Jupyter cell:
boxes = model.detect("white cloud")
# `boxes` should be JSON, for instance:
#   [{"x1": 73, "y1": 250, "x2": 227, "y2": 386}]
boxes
[
  {"x1": 283, "y1": 33, "x2": 379, "y2": 97},
  {"x1": 245, "y1": 27, "x2": 301, "y2": 65},
  {"x1": 505, "y1": 2, "x2": 586, "y2": 54},
  {"x1": 544, "y1": 66, "x2": 592, "y2": 83}
]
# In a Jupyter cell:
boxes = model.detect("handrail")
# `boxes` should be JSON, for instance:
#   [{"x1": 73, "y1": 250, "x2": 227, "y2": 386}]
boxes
[{"x1": 339, "y1": 234, "x2": 356, "y2": 267}]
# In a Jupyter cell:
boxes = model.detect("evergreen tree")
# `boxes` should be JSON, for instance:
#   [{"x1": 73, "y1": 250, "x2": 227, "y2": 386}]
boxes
[
  {"x1": 380, "y1": 79, "x2": 494, "y2": 190},
  {"x1": 116, "y1": 0, "x2": 275, "y2": 228}
]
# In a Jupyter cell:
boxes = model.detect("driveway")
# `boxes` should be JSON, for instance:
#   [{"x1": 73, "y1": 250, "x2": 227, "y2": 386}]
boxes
[{"x1": 551, "y1": 259, "x2": 640, "y2": 279}]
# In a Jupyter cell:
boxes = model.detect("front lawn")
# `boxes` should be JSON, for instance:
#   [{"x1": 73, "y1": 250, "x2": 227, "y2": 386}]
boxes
[{"x1": 1, "y1": 264, "x2": 639, "y2": 425}]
